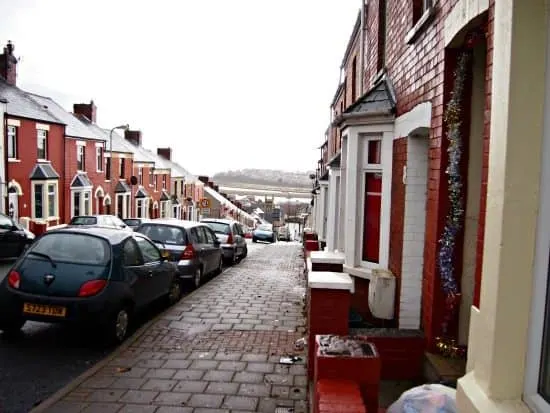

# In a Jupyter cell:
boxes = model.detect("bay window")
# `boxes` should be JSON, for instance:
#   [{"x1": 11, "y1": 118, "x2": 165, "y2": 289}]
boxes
[
  {"x1": 136, "y1": 198, "x2": 149, "y2": 218},
  {"x1": 362, "y1": 139, "x2": 383, "y2": 263},
  {"x1": 160, "y1": 201, "x2": 170, "y2": 218},
  {"x1": 115, "y1": 193, "x2": 131, "y2": 219},
  {"x1": 32, "y1": 181, "x2": 58, "y2": 220},
  {"x1": 71, "y1": 189, "x2": 92, "y2": 217}
]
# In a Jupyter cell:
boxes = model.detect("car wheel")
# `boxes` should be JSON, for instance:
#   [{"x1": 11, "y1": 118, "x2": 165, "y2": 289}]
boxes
[
  {"x1": 108, "y1": 306, "x2": 131, "y2": 344},
  {"x1": 193, "y1": 267, "x2": 202, "y2": 289},
  {"x1": 252, "y1": 238, "x2": 257, "y2": 243},
  {"x1": 0, "y1": 317, "x2": 26, "y2": 336},
  {"x1": 165, "y1": 278, "x2": 182, "y2": 306},
  {"x1": 241, "y1": 246, "x2": 248, "y2": 259}
]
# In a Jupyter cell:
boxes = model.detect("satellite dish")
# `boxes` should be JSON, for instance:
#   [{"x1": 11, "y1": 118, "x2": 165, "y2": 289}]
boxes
[{"x1": 130, "y1": 176, "x2": 138, "y2": 186}]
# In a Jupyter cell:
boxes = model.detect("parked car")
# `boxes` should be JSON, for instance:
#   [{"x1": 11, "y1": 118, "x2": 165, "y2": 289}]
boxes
[
  {"x1": 0, "y1": 227, "x2": 181, "y2": 343},
  {"x1": 200, "y1": 219, "x2": 248, "y2": 265},
  {"x1": 278, "y1": 226, "x2": 291, "y2": 242},
  {"x1": 123, "y1": 218, "x2": 146, "y2": 231},
  {"x1": 253, "y1": 224, "x2": 276, "y2": 243},
  {"x1": 0, "y1": 213, "x2": 35, "y2": 259},
  {"x1": 68, "y1": 215, "x2": 132, "y2": 231},
  {"x1": 136, "y1": 220, "x2": 223, "y2": 288}
]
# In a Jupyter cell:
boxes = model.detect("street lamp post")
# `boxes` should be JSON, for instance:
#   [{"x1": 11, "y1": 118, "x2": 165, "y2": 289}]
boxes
[{"x1": 109, "y1": 124, "x2": 130, "y2": 216}]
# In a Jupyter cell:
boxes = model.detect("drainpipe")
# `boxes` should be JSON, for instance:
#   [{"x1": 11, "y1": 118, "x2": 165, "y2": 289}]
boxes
[
  {"x1": 0, "y1": 98, "x2": 7, "y2": 215},
  {"x1": 359, "y1": 0, "x2": 366, "y2": 95}
]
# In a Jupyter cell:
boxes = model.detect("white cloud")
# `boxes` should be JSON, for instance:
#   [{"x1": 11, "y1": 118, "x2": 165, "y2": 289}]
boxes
[{"x1": 0, "y1": 0, "x2": 360, "y2": 176}]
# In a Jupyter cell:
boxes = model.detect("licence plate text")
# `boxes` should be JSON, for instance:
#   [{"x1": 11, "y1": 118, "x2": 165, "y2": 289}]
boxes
[{"x1": 23, "y1": 303, "x2": 67, "y2": 317}]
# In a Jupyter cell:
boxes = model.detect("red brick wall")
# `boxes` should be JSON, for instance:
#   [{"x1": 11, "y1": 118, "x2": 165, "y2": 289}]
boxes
[
  {"x1": 389, "y1": 138, "x2": 407, "y2": 324},
  {"x1": 361, "y1": 0, "x2": 493, "y2": 347},
  {"x1": 7, "y1": 118, "x2": 65, "y2": 222},
  {"x1": 64, "y1": 138, "x2": 107, "y2": 221}
]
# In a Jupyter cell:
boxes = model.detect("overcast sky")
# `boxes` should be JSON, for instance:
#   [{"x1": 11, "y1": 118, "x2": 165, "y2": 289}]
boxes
[{"x1": 0, "y1": 0, "x2": 359, "y2": 176}]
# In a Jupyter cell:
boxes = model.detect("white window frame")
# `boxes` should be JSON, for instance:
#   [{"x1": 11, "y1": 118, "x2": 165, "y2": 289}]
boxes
[
  {"x1": 115, "y1": 192, "x2": 131, "y2": 219},
  {"x1": 31, "y1": 180, "x2": 59, "y2": 221},
  {"x1": 7, "y1": 125, "x2": 17, "y2": 159},
  {"x1": 160, "y1": 200, "x2": 171, "y2": 218},
  {"x1": 37, "y1": 129, "x2": 48, "y2": 161},
  {"x1": 162, "y1": 174, "x2": 167, "y2": 190},
  {"x1": 138, "y1": 167, "x2": 143, "y2": 185},
  {"x1": 149, "y1": 169, "x2": 154, "y2": 187},
  {"x1": 355, "y1": 132, "x2": 392, "y2": 270},
  {"x1": 136, "y1": 197, "x2": 149, "y2": 218},
  {"x1": 77, "y1": 144, "x2": 85, "y2": 172},
  {"x1": 154, "y1": 174, "x2": 158, "y2": 191},
  {"x1": 96, "y1": 145, "x2": 103, "y2": 172},
  {"x1": 525, "y1": 17, "x2": 550, "y2": 411},
  {"x1": 71, "y1": 188, "x2": 92, "y2": 218}
]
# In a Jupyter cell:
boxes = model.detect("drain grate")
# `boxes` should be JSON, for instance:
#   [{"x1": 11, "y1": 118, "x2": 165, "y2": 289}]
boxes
[{"x1": 274, "y1": 408, "x2": 294, "y2": 413}]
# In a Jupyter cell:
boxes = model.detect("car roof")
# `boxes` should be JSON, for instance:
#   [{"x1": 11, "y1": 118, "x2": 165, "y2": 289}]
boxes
[
  {"x1": 44, "y1": 226, "x2": 132, "y2": 244},
  {"x1": 138, "y1": 219, "x2": 206, "y2": 229},
  {"x1": 201, "y1": 218, "x2": 235, "y2": 224}
]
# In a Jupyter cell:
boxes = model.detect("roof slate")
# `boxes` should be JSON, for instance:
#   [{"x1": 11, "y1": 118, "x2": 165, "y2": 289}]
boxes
[
  {"x1": 135, "y1": 187, "x2": 149, "y2": 198},
  {"x1": 27, "y1": 94, "x2": 102, "y2": 140},
  {"x1": 345, "y1": 78, "x2": 396, "y2": 115},
  {"x1": 70, "y1": 173, "x2": 92, "y2": 188},
  {"x1": 115, "y1": 181, "x2": 131, "y2": 193},
  {"x1": 0, "y1": 79, "x2": 62, "y2": 124},
  {"x1": 29, "y1": 163, "x2": 60, "y2": 180}
]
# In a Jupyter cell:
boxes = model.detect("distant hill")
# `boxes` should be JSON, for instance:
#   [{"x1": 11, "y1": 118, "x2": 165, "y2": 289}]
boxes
[{"x1": 212, "y1": 169, "x2": 314, "y2": 188}]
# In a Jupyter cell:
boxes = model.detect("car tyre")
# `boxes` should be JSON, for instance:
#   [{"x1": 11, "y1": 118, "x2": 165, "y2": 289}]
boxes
[
  {"x1": 214, "y1": 257, "x2": 223, "y2": 275},
  {"x1": 165, "y1": 278, "x2": 182, "y2": 306},
  {"x1": 193, "y1": 267, "x2": 203, "y2": 289},
  {"x1": 107, "y1": 306, "x2": 132, "y2": 344},
  {"x1": 252, "y1": 238, "x2": 257, "y2": 243},
  {"x1": 241, "y1": 246, "x2": 248, "y2": 260},
  {"x1": 0, "y1": 317, "x2": 26, "y2": 336}
]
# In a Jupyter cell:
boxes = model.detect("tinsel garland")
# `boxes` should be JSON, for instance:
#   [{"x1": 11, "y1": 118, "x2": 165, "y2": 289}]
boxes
[{"x1": 437, "y1": 52, "x2": 470, "y2": 339}]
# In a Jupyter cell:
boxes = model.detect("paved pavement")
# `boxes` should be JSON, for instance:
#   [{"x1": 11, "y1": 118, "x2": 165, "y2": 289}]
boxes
[{"x1": 38, "y1": 241, "x2": 308, "y2": 413}]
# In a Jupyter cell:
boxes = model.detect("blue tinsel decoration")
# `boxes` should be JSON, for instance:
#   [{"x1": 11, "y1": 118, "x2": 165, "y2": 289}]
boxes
[{"x1": 437, "y1": 53, "x2": 469, "y2": 325}]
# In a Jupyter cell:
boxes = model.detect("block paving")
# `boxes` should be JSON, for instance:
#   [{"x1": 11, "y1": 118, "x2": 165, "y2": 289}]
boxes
[{"x1": 44, "y1": 243, "x2": 308, "y2": 413}]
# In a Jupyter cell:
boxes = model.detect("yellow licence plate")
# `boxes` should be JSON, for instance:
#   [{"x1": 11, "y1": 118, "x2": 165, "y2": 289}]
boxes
[{"x1": 23, "y1": 303, "x2": 67, "y2": 318}]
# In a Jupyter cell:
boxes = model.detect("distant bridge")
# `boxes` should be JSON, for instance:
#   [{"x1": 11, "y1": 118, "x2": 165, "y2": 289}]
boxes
[{"x1": 217, "y1": 182, "x2": 312, "y2": 199}]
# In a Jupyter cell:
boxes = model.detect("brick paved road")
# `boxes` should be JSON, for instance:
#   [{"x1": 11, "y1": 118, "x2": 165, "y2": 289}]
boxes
[{"x1": 45, "y1": 242, "x2": 308, "y2": 413}]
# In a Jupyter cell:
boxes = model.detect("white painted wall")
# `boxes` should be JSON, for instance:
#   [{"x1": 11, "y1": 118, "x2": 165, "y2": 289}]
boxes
[{"x1": 400, "y1": 136, "x2": 429, "y2": 329}]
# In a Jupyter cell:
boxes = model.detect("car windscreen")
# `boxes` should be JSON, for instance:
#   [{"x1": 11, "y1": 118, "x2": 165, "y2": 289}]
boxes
[
  {"x1": 258, "y1": 225, "x2": 272, "y2": 231},
  {"x1": 124, "y1": 219, "x2": 141, "y2": 226},
  {"x1": 137, "y1": 224, "x2": 187, "y2": 245},
  {"x1": 203, "y1": 222, "x2": 231, "y2": 234},
  {"x1": 28, "y1": 233, "x2": 110, "y2": 265},
  {"x1": 69, "y1": 216, "x2": 98, "y2": 225}
]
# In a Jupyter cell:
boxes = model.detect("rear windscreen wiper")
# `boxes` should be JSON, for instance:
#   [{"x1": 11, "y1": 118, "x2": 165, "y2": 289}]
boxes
[{"x1": 27, "y1": 251, "x2": 57, "y2": 268}]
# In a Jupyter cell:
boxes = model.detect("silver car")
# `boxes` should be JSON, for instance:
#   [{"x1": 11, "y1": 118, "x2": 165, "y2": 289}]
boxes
[{"x1": 201, "y1": 219, "x2": 248, "y2": 265}]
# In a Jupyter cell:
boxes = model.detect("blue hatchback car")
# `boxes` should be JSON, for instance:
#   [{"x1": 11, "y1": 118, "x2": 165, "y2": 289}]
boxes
[{"x1": 0, "y1": 226, "x2": 181, "y2": 343}]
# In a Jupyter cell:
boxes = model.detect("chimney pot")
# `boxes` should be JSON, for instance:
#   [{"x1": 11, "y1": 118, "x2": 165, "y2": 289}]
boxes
[{"x1": 125, "y1": 130, "x2": 142, "y2": 146}]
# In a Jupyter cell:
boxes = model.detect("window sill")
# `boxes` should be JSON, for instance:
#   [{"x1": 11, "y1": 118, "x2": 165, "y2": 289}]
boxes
[
  {"x1": 96, "y1": 170, "x2": 103, "y2": 173},
  {"x1": 37, "y1": 159, "x2": 50, "y2": 163},
  {"x1": 104, "y1": 180, "x2": 111, "y2": 183},
  {"x1": 405, "y1": 7, "x2": 435, "y2": 44},
  {"x1": 8, "y1": 158, "x2": 20, "y2": 163}
]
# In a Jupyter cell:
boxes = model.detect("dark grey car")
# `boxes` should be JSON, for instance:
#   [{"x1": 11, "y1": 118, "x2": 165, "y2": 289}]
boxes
[
  {"x1": 136, "y1": 220, "x2": 223, "y2": 288},
  {"x1": 201, "y1": 219, "x2": 248, "y2": 265}
]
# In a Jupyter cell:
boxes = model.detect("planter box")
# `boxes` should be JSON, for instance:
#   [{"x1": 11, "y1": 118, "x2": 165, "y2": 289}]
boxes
[{"x1": 314, "y1": 335, "x2": 381, "y2": 413}]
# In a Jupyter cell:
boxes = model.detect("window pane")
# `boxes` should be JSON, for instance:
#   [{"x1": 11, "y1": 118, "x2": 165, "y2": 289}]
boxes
[
  {"x1": 34, "y1": 184, "x2": 43, "y2": 218},
  {"x1": 84, "y1": 192, "x2": 90, "y2": 215},
  {"x1": 136, "y1": 200, "x2": 143, "y2": 218},
  {"x1": 7, "y1": 126, "x2": 16, "y2": 158},
  {"x1": 48, "y1": 184, "x2": 55, "y2": 217},
  {"x1": 368, "y1": 140, "x2": 382, "y2": 164},
  {"x1": 136, "y1": 237, "x2": 161, "y2": 263},
  {"x1": 123, "y1": 239, "x2": 142, "y2": 266},
  {"x1": 30, "y1": 233, "x2": 110, "y2": 265},
  {"x1": 362, "y1": 172, "x2": 382, "y2": 263},
  {"x1": 37, "y1": 130, "x2": 47, "y2": 159},
  {"x1": 117, "y1": 195, "x2": 124, "y2": 219},
  {"x1": 73, "y1": 192, "x2": 81, "y2": 217},
  {"x1": 538, "y1": 250, "x2": 550, "y2": 401},
  {"x1": 138, "y1": 224, "x2": 187, "y2": 245}
]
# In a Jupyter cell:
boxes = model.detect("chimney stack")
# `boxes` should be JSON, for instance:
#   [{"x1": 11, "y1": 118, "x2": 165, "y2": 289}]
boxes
[
  {"x1": 198, "y1": 176, "x2": 209, "y2": 185},
  {"x1": 73, "y1": 100, "x2": 97, "y2": 123},
  {"x1": 157, "y1": 147, "x2": 172, "y2": 160},
  {"x1": 208, "y1": 181, "x2": 214, "y2": 188},
  {"x1": 125, "y1": 129, "x2": 142, "y2": 146},
  {"x1": 0, "y1": 41, "x2": 18, "y2": 86}
]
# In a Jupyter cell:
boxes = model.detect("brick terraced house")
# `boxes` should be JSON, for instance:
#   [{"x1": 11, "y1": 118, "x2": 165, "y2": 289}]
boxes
[
  {"x1": 0, "y1": 41, "x2": 252, "y2": 229},
  {"x1": 311, "y1": 0, "x2": 494, "y2": 384}
]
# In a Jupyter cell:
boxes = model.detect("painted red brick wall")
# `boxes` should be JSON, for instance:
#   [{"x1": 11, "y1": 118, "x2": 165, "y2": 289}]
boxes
[
  {"x1": 7, "y1": 117, "x2": 65, "y2": 222},
  {"x1": 106, "y1": 155, "x2": 135, "y2": 216},
  {"x1": 64, "y1": 138, "x2": 107, "y2": 221},
  {"x1": 389, "y1": 138, "x2": 407, "y2": 324}
]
